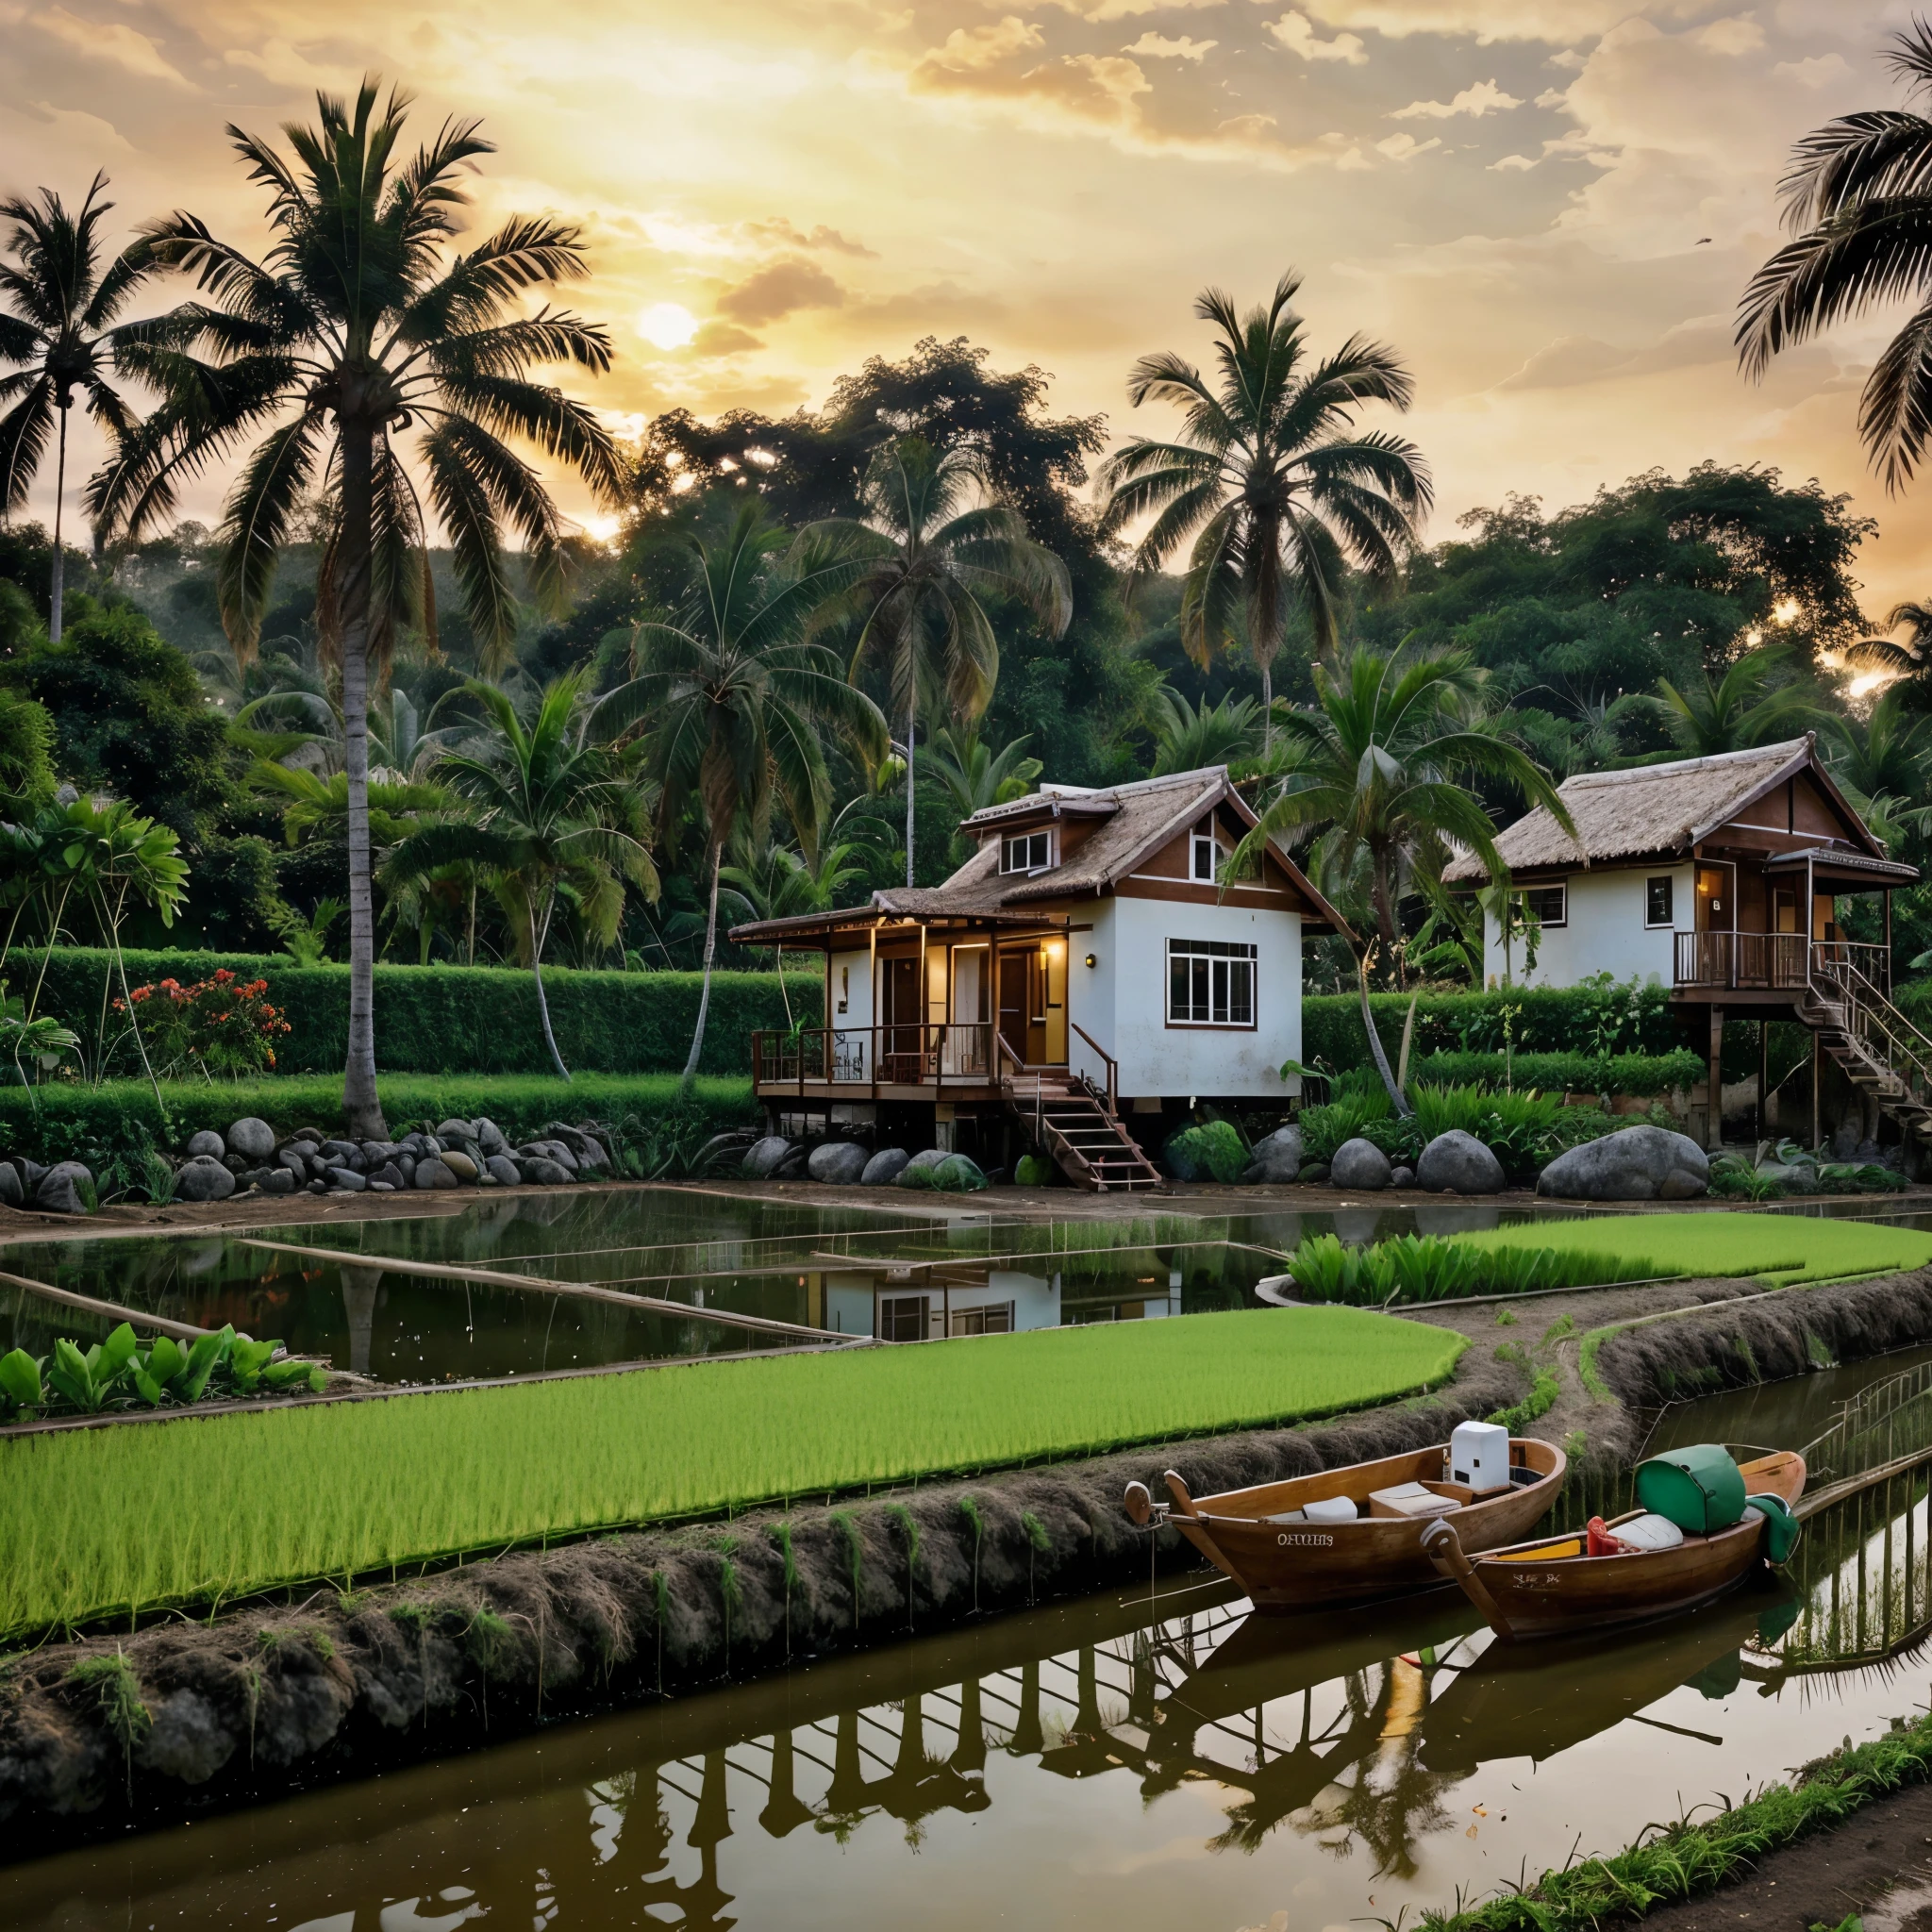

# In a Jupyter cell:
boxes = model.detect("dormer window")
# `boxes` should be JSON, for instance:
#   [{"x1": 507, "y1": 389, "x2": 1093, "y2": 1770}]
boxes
[
  {"x1": 1191, "y1": 832, "x2": 1218, "y2": 883},
  {"x1": 1001, "y1": 830, "x2": 1055, "y2": 874}
]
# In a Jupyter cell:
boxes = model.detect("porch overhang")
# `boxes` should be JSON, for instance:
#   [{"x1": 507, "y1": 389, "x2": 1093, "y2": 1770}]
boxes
[{"x1": 1764, "y1": 846, "x2": 1920, "y2": 889}]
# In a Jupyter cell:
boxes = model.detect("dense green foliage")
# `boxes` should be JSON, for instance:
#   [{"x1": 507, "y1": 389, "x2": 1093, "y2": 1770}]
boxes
[
  {"x1": 0, "y1": 1304, "x2": 1464, "y2": 1635},
  {"x1": 1283, "y1": 1231, "x2": 1657, "y2": 1306},
  {"x1": 0, "y1": 1073, "x2": 756, "y2": 1173},
  {"x1": 0, "y1": 1322, "x2": 323, "y2": 1424},
  {"x1": 12, "y1": 948, "x2": 815, "y2": 1077},
  {"x1": 1405, "y1": 1050, "x2": 1706, "y2": 1096},
  {"x1": 1297, "y1": 1079, "x2": 1629, "y2": 1180}
]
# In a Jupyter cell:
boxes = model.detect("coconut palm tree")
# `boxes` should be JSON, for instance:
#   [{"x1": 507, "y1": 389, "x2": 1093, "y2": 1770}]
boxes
[
  {"x1": 386, "y1": 672, "x2": 658, "y2": 1080},
  {"x1": 1098, "y1": 273, "x2": 1431, "y2": 742},
  {"x1": 1143, "y1": 685, "x2": 1262, "y2": 776},
  {"x1": 1739, "y1": 21, "x2": 1932, "y2": 490},
  {"x1": 1649, "y1": 648, "x2": 1810, "y2": 758},
  {"x1": 802, "y1": 435, "x2": 1071, "y2": 886},
  {"x1": 922, "y1": 724, "x2": 1042, "y2": 822},
  {"x1": 88, "y1": 78, "x2": 621, "y2": 1136},
  {"x1": 1232, "y1": 646, "x2": 1573, "y2": 1108},
  {"x1": 595, "y1": 504, "x2": 891, "y2": 1085},
  {"x1": 0, "y1": 175, "x2": 151, "y2": 641}
]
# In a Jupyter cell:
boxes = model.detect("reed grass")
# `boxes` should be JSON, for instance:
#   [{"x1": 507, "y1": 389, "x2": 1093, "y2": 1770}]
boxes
[{"x1": 0, "y1": 1305, "x2": 1464, "y2": 1639}]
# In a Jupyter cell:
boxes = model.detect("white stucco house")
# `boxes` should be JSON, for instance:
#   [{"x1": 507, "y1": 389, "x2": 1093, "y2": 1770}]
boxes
[{"x1": 729, "y1": 765, "x2": 1346, "y2": 1189}]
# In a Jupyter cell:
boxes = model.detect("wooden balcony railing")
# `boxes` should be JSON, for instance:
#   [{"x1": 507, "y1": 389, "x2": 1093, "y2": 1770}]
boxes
[
  {"x1": 752, "y1": 1023, "x2": 996, "y2": 1096},
  {"x1": 1672, "y1": 932, "x2": 1888, "y2": 994}
]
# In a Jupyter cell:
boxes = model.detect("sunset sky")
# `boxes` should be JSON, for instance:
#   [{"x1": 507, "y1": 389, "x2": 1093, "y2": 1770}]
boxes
[{"x1": 5, "y1": 0, "x2": 1927, "y2": 613}]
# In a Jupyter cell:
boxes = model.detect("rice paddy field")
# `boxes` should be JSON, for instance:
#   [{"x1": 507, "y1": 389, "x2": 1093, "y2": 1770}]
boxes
[{"x1": 0, "y1": 1303, "x2": 1462, "y2": 1638}]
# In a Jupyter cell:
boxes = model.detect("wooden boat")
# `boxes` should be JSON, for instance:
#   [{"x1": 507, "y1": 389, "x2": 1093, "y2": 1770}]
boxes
[
  {"x1": 1421, "y1": 1449, "x2": 1807, "y2": 1642},
  {"x1": 1123, "y1": 1437, "x2": 1567, "y2": 1612}
]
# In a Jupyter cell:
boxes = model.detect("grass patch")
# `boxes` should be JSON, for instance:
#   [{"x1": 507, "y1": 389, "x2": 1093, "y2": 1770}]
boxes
[
  {"x1": 0, "y1": 1305, "x2": 1462, "y2": 1639},
  {"x1": 1460, "y1": 1212, "x2": 1932, "y2": 1290},
  {"x1": 1411, "y1": 1708, "x2": 1932, "y2": 1930},
  {"x1": 1284, "y1": 1231, "x2": 1659, "y2": 1306}
]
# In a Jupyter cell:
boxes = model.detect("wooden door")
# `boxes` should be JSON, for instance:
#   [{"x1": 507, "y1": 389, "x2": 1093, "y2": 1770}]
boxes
[
  {"x1": 998, "y1": 950, "x2": 1028, "y2": 1065},
  {"x1": 883, "y1": 957, "x2": 921, "y2": 1080}
]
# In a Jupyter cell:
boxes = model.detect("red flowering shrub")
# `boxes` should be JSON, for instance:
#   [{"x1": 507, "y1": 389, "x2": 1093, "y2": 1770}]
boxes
[{"x1": 114, "y1": 969, "x2": 292, "y2": 1079}]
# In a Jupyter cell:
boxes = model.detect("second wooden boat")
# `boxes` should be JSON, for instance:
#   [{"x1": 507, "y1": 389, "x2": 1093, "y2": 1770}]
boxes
[
  {"x1": 1124, "y1": 1435, "x2": 1567, "y2": 1612},
  {"x1": 1422, "y1": 1448, "x2": 1806, "y2": 1641}
]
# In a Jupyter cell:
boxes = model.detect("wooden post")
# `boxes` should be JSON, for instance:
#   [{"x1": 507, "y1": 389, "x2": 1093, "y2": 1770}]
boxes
[
  {"x1": 1758, "y1": 1017, "x2": 1769, "y2": 1143},
  {"x1": 1707, "y1": 1005, "x2": 1724, "y2": 1152},
  {"x1": 1811, "y1": 1028, "x2": 1823, "y2": 1152},
  {"x1": 1886, "y1": 889, "x2": 1894, "y2": 991}
]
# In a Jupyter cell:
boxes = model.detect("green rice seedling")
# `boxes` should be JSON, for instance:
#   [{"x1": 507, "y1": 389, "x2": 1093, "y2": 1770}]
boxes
[
  {"x1": 1021, "y1": 1509, "x2": 1050, "y2": 1606},
  {"x1": 830, "y1": 1511, "x2": 863, "y2": 1629},
  {"x1": 958, "y1": 1495, "x2": 984, "y2": 1613},
  {"x1": 1492, "y1": 1308, "x2": 1517, "y2": 1326},
  {"x1": 1283, "y1": 1232, "x2": 1657, "y2": 1307},
  {"x1": 717, "y1": 1555, "x2": 741, "y2": 1670},
  {"x1": 885, "y1": 1504, "x2": 920, "y2": 1631},
  {"x1": 0, "y1": 1305, "x2": 1462, "y2": 1639},
  {"x1": 66, "y1": 1649, "x2": 148, "y2": 1796},
  {"x1": 770, "y1": 1521, "x2": 799, "y2": 1659}
]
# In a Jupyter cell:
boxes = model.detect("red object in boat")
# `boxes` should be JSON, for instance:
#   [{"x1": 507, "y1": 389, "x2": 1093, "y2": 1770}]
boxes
[{"x1": 1587, "y1": 1517, "x2": 1621, "y2": 1557}]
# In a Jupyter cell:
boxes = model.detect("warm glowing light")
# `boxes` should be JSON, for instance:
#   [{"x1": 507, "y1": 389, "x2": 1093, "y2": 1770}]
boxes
[
  {"x1": 1773, "y1": 598, "x2": 1801, "y2": 625},
  {"x1": 1849, "y1": 671, "x2": 1894, "y2": 699},
  {"x1": 1744, "y1": 628, "x2": 1763, "y2": 645},
  {"x1": 637, "y1": 302, "x2": 699, "y2": 349},
  {"x1": 580, "y1": 514, "x2": 622, "y2": 545}
]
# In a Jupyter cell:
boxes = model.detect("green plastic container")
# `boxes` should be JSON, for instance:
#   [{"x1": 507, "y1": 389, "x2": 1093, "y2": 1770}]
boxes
[
  {"x1": 1635, "y1": 1443, "x2": 1747, "y2": 1534},
  {"x1": 1746, "y1": 1492, "x2": 1801, "y2": 1565}
]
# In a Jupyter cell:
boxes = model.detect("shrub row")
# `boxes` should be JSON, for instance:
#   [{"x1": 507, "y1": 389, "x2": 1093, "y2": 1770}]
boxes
[
  {"x1": 0, "y1": 1073, "x2": 758, "y2": 1168},
  {"x1": 7, "y1": 948, "x2": 819, "y2": 1077},
  {"x1": 1303, "y1": 981, "x2": 1682, "y2": 1071},
  {"x1": 1404, "y1": 1049, "x2": 1707, "y2": 1096}
]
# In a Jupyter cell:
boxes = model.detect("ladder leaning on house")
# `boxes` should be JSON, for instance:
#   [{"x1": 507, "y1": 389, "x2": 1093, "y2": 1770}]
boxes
[
  {"x1": 1797, "y1": 951, "x2": 1932, "y2": 1145},
  {"x1": 997, "y1": 1033, "x2": 1164, "y2": 1191}
]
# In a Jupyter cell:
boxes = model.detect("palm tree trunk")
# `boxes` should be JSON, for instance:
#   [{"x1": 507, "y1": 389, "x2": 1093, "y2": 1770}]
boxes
[
  {"x1": 904, "y1": 702, "x2": 916, "y2": 889},
  {"x1": 531, "y1": 884, "x2": 570, "y2": 1082},
  {"x1": 1260, "y1": 660, "x2": 1272, "y2": 756},
  {"x1": 1357, "y1": 951, "x2": 1412, "y2": 1117},
  {"x1": 337, "y1": 416, "x2": 388, "y2": 1140},
  {"x1": 49, "y1": 408, "x2": 66, "y2": 644},
  {"x1": 681, "y1": 838, "x2": 723, "y2": 1089}
]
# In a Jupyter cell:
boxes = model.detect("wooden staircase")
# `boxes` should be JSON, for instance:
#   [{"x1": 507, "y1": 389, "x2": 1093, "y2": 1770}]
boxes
[
  {"x1": 1797, "y1": 955, "x2": 1932, "y2": 1146},
  {"x1": 1003, "y1": 1069, "x2": 1164, "y2": 1192}
]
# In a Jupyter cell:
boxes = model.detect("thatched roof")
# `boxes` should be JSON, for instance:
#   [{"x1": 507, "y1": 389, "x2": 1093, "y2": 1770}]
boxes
[{"x1": 1442, "y1": 737, "x2": 1855, "y2": 882}]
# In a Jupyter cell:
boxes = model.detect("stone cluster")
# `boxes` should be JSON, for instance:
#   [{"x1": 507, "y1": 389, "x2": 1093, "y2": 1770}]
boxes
[{"x1": 741, "y1": 1136, "x2": 988, "y2": 1190}]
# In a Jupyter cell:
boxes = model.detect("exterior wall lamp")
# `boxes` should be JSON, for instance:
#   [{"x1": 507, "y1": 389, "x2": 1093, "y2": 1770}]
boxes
[{"x1": 1084, "y1": 952, "x2": 1097, "y2": 969}]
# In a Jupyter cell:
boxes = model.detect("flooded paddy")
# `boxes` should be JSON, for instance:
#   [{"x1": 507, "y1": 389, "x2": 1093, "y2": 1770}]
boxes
[{"x1": 8, "y1": 1351, "x2": 1932, "y2": 1932}]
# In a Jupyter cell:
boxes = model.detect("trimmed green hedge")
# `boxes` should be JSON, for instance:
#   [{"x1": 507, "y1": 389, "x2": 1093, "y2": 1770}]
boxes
[
  {"x1": 1304, "y1": 982, "x2": 1681, "y2": 1073},
  {"x1": 8, "y1": 948, "x2": 818, "y2": 1077},
  {"x1": 1407, "y1": 1050, "x2": 1706, "y2": 1096},
  {"x1": 0, "y1": 1074, "x2": 758, "y2": 1167}
]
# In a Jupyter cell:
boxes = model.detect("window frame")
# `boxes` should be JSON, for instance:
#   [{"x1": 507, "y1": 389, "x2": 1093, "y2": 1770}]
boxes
[
  {"x1": 1644, "y1": 875, "x2": 1674, "y2": 929},
  {"x1": 1165, "y1": 937, "x2": 1258, "y2": 1031},
  {"x1": 999, "y1": 828, "x2": 1056, "y2": 875},
  {"x1": 1190, "y1": 832, "x2": 1218, "y2": 883},
  {"x1": 1522, "y1": 883, "x2": 1567, "y2": 929}
]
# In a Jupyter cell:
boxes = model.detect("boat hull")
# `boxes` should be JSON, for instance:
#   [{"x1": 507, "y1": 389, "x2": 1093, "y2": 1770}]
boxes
[
  {"x1": 1170, "y1": 1439, "x2": 1567, "y2": 1611},
  {"x1": 1447, "y1": 1451, "x2": 1807, "y2": 1641}
]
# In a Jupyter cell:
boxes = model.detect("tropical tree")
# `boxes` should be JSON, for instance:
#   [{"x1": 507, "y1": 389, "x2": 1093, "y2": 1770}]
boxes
[
  {"x1": 923, "y1": 724, "x2": 1042, "y2": 821},
  {"x1": 1816, "y1": 686, "x2": 1932, "y2": 804},
  {"x1": 596, "y1": 504, "x2": 891, "y2": 1084},
  {"x1": 0, "y1": 175, "x2": 150, "y2": 641},
  {"x1": 386, "y1": 673, "x2": 657, "y2": 1079},
  {"x1": 1232, "y1": 646, "x2": 1574, "y2": 1108},
  {"x1": 89, "y1": 78, "x2": 622, "y2": 1136},
  {"x1": 1098, "y1": 273, "x2": 1431, "y2": 741},
  {"x1": 1143, "y1": 685, "x2": 1262, "y2": 775},
  {"x1": 1738, "y1": 21, "x2": 1932, "y2": 490},
  {"x1": 803, "y1": 434, "x2": 1070, "y2": 885},
  {"x1": 1648, "y1": 648, "x2": 1810, "y2": 758}
]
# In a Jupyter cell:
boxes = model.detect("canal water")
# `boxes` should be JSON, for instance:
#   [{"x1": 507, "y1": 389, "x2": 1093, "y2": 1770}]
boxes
[{"x1": 8, "y1": 1355, "x2": 1932, "y2": 1931}]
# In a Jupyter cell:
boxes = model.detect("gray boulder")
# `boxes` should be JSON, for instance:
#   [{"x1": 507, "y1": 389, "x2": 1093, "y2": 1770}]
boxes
[
  {"x1": 328, "y1": 1168, "x2": 368, "y2": 1192},
  {"x1": 519, "y1": 1139, "x2": 579, "y2": 1174},
  {"x1": 1240, "y1": 1124, "x2": 1305, "y2": 1184},
  {"x1": 395, "y1": 1154, "x2": 417, "y2": 1186},
  {"x1": 0, "y1": 1161, "x2": 21, "y2": 1208},
  {"x1": 16, "y1": 1158, "x2": 45, "y2": 1193},
  {"x1": 275, "y1": 1146, "x2": 309, "y2": 1180},
  {"x1": 1417, "y1": 1129, "x2": 1506, "y2": 1195},
  {"x1": 1329, "y1": 1137, "x2": 1392, "y2": 1191},
  {"x1": 1298, "y1": 1161, "x2": 1331, "y2": 1186},
  {"x1": 173, "y1": 1157, "x2": 235, "y2": 1204},
  {"x1": 1537, "y1": 1124, "x2": 1710, "y2": 1202},
  {"x1": 227, "y1": 1118, "x2": 275, "y2": 1162},
  {"x1": 898, "y1": 1147, "x2": 952, "y2": 1186},
  {"x1": 261, "y1": 1170, "x2": 295, "y2": 1195},
  {"x1": 741, "y1": 1135, "x2": 794, "y2": 1179},
  {"x1": 475, "y1": 1118, "x2": 508, "y2": 1156},
  {"x1": 862, "y1": 1147, "x2": 911, "y2": 1186},
  {"x1": 413, "y1": 1158, "x2": 459, "y2": 1191},
  {"x1": 516, "y1": 1155, "x2": 575, "y2": 1187},
  {"x1": 441, "y1": 1149, "x2": 480, "y2": 1184},
  {"x1": 35, "y1": 1160, "x2": 92, "y2": 1214},
  {"x1": 808, "y1": 1140, "x2": 869, "y2": 1184},
  {"x1": 543, "y1": 1124, "x2": 609, "y2": 1171},
  {"x1": 185, "y1": 1129, "x2": 225, "y2": 1160},
  {"x1": 372, "y1": 1162, "x2": 406, "y2": 1191},
  {"x1": 485, "y1": 1155, "x2": 522, "y2": 1188},
  {"x1": 435, "y1": 1119, "x2": 475, "y2": 1147},
  {"x1": 1390, "y1": 1165, "x2": 1415, "y2": 1189}
]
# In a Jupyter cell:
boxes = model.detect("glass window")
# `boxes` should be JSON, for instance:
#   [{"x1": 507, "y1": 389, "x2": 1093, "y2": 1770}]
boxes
[
  {"x1": 1000, "y1": 831, "x2": 1052, "y2": 874},
  {"x1": 1166, "y1": 939, "x2": 1257, "y2": 1026},
  {"x1": 878, "y1": 1295, "x2": 928, "y2": 1343},
  {"x1": 1523, "y1": 884, "x2": 1566, "y2": 928},
  {"x1": 1191, "y1": 833, "x2": 1217, "y2": 882},
  {"x1": 1646, "y1": 876, "x2": 1674, "y2": 926},
  {"x1": 950, "y1": 1303, "x2": 1015, "y2": 1337}
]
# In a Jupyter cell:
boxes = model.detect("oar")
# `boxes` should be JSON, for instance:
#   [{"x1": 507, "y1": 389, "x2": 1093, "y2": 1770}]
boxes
[{"x1": 1420, "y1": 1517, "x2": 1517, "y2": 1642}]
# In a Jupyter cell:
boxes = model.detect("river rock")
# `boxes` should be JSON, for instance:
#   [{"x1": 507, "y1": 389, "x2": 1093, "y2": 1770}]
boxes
[
  {"x1": 1417, "y1": 1129, "x2": 1506, "y2": 1195},
  {"x1": 1298, "y1": 1161, "x2": 1331, "y2": 1186},
  {"x1": 34, "y1": 1161, "x2": 91, "y2": 1213},
  {"x1": 395, "y1": 1153, "x2": 416, "y2": 1186},
  {"x1": 1329, "y1": 1138, "x2": 1392, "y2": 1191},
  {"x1": 227, "y1": 1118, "x2": 275, "y2": 1161},
  {"x1": 412, "y1": 1158, "x2": 458, "y2": 1191},
  {"x1": 519, "y1": 1139, "x2": 579, "y2": 1174},
  {"x1": 485, "y1": 1155, "x2": 521, "y2": 1187},
  {"x1": 543, "y1": 1124, "x2": 609, "y2": 1171},
  {"x1": 0, "y1": 1162, "x2": 21, "y2": 1208},
  {"x1": 516, "y1": 1155, "x2": 575, "y2": 1187},
  {"x1": 862, "y1": 1147, "x2": 910, "y2": 1186},
  {"x1": 808, "y1": 1141, "x2": 869, "y2": 1184},
  {"x1": 1390, "y1": 1165, "x2": 1415, "y2": 1189},
  {"x1": 261, "y1": 1170, "x2": 295, "y2": 1195},
  {"x1": 741, "y1": 1136, "x2": 794, "y2": 1179},
  {"x1": 440, "y1": 1149, "x2": 479, "y2": 1183},
  {"x1": 435, "y1": 1119, "x2": 475, "y2": 1147},
  {"x1": 328, "y1": 1168, "x2": 368, "y2": 1192},
  {"x1": 370, "y1": 1162, "x2": 405, "y2": 1190},
  {"x1": 185, "y1": 1130, "x2": 225, "y2": 1160},
  {"x1": 1241, "y1": 1124, "x2": 1304, "y2": 1184},
  {"x1": 897, "y1": 1147, "x2": 952, "y2": 1187},
  {"x1": 1537, "y1": 1124, "x2": 1709, "y2": 1202},
  {"x1": 173, "y1": 1156, "x2": 235, "y2": 1204},
  {"x1": 15, "y1": 1158, "x2": 45, "y2": 1193},
  {"x1": 275, "y1": 1146, "x2": 308, "y2": 1179},
  {"x1": 475, "y1": 1118, "x2": 508, "y2": 1156}
]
